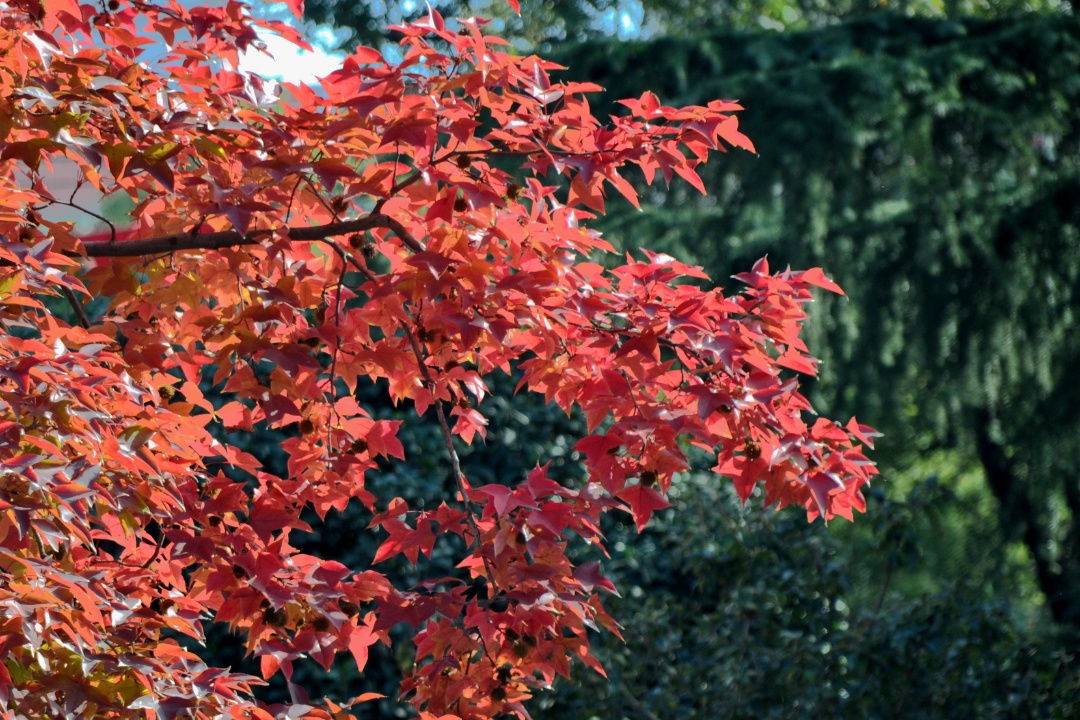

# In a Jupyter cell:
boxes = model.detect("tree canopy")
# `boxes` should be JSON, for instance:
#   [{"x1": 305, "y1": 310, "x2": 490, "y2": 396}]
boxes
[
  {"x1": 0, "y1": 1, "x2": 878, "y2": 718},
  {"x1": 276, "y1": 4, "x2": 1080, "y2": 716}
]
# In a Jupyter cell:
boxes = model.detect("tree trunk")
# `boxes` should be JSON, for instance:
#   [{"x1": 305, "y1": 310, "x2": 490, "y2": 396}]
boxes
[{"x1": 975, "y1": 411, "x2": 1078, "y2": 628}]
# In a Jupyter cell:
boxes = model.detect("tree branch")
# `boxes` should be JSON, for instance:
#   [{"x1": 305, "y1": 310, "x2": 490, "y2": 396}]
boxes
[
  {"x1": 60, "y1": 286, "x2": 91, "y2": 330},
  {"x1": 618, "y1": 685, "x2": 663, "y2": 720},
  {"x1": 79, "y1": 213, "x2": 423, "y2": 257}
]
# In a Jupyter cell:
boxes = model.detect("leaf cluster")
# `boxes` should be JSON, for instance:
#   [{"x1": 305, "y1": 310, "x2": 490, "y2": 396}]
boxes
[{"x1": 0, "y1": 2, "x2": 876, "y2": 719}]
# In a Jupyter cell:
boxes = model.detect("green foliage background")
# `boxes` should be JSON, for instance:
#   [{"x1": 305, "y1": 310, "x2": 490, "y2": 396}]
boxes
[
  {"x1": 552, "y1": 8, "x2": 1080, "y2": 622},
  {"x1": 535, "y1": 11, "x2": 1080, "y2": 717}
]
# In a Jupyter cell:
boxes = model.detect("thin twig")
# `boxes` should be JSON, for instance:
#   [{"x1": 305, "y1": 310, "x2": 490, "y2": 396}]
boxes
[
  {"x1": 42, "y1": 199, "x2": 118, "y2": 243},
  {"x1": 324, "y1": 258, "x2": 349, "y2": 445},
  {"x1": 618, "y1": 685, "x2": 663, "y2": 720},
  {"x1": 139, "y1": 529, "x2": 166, "y2": 570},
  {"x1": 61, "y1": 286, "x2": 91, "y2": 329},
  {"x1": 325, "y1": 241, "x2": 376, "y2": 283},
  {"x1": 400, "y1": 317, "x2": 504, "y2": 678},
  {"x1": 372, "y1": 169, "x2": 423, "y2": 216},
  {"x1": 283, "y1": 175, "x2": 308, "y2": 225},
  {"x1": 401, "y1": 322, "x2": 496, "y2": 582},
  {"x1": 873, "y1": 561, "x2": 893, "y2": 618}
]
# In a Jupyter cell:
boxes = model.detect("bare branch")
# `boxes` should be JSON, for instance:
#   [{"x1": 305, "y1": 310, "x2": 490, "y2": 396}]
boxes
[
  {"x1": 41, "y1": 198, "x2": 118, "y2": 243},
  {"x1": 79, "y1": 213, "x2": 424, "y2": 258},
  {"x1": 60, "y1": 286, "x2": 91, "y2": 330}
]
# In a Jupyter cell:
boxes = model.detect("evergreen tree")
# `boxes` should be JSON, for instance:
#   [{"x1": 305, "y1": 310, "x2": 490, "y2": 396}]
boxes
[{"x1": 553, "y1": 12, "x2": 1080, "y2": 629}]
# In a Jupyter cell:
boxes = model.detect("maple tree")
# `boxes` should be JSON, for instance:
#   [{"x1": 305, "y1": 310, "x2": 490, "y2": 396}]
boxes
[{"x1": 0, "y1": 0, "x2": 878, "y2": 718}]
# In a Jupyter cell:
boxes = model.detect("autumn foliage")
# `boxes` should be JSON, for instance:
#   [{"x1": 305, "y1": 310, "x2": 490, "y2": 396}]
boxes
[{"x1": 0, "y1": 0, "x2": 877, "y2": 718}]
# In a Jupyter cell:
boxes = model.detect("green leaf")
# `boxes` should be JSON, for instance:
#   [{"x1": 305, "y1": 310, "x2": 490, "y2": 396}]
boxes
[
  {"x1": 142, "y1": 141, "x2": 181, "y2": 162},
  {"x1": 192, "y1": 137, "x2": 228, "y2": 161}
]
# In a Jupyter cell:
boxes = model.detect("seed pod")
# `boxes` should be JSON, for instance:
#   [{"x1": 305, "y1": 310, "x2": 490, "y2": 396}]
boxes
[
  {"x1": 263, "y1": 606, "x2": 288, "y2": 627},
  {"x1": 150, "y1": 597, "x2": 173, "y2": 614},
  {"x1": 511, "y1": 633, "x2": 535, "y2": 658},
  {"x1": 465, "y1": 576, "x2": 489, "y2": 602}
]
